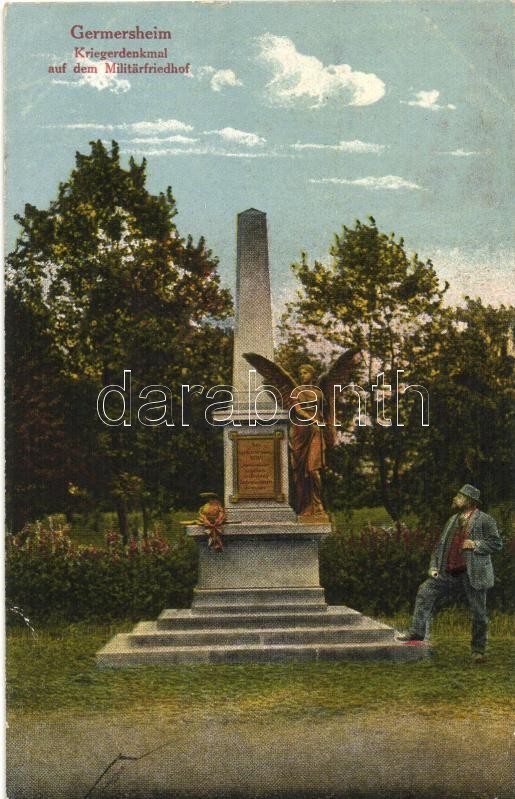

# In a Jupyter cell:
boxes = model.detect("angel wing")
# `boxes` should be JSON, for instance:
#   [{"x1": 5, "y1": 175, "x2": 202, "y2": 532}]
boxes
[
  {"x1": 242, "y1": 353, "x2": 297, "y2": 410},
  {"x1": 319, "y1": 348, "x2": 362, "y2": 434}
]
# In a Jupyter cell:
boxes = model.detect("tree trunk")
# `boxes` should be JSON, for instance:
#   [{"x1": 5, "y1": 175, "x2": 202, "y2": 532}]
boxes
[
  {"x1": 116, "y1": 496, "x2": 129, "y2": 544},
  {"x1": 142, "y1": 500, "x2": 149, "y2": 538},
  {"x1": 377, "y1": 452, "x2": 400, "y2": 523}
]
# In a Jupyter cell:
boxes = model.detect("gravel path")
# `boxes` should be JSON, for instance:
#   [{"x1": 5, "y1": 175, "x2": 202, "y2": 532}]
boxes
[{"x1": 6, "y1": 710, "x2": 513, "y2": 798}]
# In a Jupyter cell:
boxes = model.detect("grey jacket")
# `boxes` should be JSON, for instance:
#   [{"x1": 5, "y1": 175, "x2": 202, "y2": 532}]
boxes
[{"x1": 430, "y1": 510, "x2": 502, "y2": 589}]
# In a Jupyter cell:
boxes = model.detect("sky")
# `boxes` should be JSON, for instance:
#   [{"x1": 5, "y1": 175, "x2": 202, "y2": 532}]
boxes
[{"x1": 4, "y1": 1, "x2": 514, "y2": 320}]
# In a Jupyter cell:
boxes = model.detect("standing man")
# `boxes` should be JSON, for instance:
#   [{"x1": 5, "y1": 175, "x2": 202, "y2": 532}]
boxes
[{"x1": 397, "y1": 485, "x2": 502, "y2": 663}]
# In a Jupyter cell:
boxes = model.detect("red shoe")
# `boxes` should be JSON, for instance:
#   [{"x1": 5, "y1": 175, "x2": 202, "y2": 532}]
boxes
[{"x1": 396, "y1": 632, "x2": 425, "y2": 644}]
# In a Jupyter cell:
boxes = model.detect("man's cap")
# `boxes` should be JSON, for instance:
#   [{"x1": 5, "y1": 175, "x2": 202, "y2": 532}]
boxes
[{"x1": 458, "y1": 484, "x2": 481, "y2": 503}]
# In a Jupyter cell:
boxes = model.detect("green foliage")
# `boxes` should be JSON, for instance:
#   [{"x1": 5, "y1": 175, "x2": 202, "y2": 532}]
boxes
[
  {"x1": 319, "y1": 522, "x2": 513, "y2": 614},
  {"x1": 320, "y1": 524, "x2": 439, "y2": 614},
  {"x1": 285, "y1": 218, "x2": 446, "y2": 352},
  {"x1": 8, "y1": 140, "x2": 232, "y2": 381},
  {"x1": 8, "y1": 518, "x2": 511, "y2": 623},
  {"x1": 280, "y1": 218, "x2": 515, "y2": 523},
  {"x1": 6, "y1": 140, "x2": 233, "y2": 531},
  {"x1": 6, "y1": 521, "x2": 198, "y2": 622},
  {"x1": 280, "y1": 217, "x2": 448, "y2": 521},
  {"x1": 53, "y1": 508, "x2": 194, "y2": 550},
  {"x1": 5, "y1": 289, "x2": 73, "y2": 529},
  {"x1": 409, "y1": 299, "x2": 515, "y2": 519}
]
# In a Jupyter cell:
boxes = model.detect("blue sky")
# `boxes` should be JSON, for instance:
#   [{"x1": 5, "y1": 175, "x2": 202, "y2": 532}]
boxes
[{"x1": 5, "y1": 1, "x2": 514, "y2": 316}]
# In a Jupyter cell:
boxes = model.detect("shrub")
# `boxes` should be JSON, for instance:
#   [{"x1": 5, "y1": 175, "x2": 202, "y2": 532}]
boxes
[
  {"x1": 6, "y1": 521, "x2": 198, "y2": 623},
  {"x1": 320, "y1": 523, "x2": 513, "y2": 615},
  {"x1": 320, "y1": 524, "x2": 438, "y2": 615},
  {"x1": 7, "y1": 518, "x2": 512, "y2": 623},
  {"x1": 489, "y1": 531, "x2": 514, "y2": 612}
]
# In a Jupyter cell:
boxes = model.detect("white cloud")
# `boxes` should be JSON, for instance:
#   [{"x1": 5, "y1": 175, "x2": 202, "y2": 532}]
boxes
[
  {"x1": 439, "y1": 148, "x2": 482, "y2": 157},
  {"x1": 218, "y1": 151, "x2": 271, "y2": 158},
  {"x1": 130, "y1": 118, "x2": 193, "y2": 134},
  {"x1": 47, "y1": 122, "x2": 118, "y2": 130},
  {"x1": 129, "y1": 135, "x2": 198, "y2": 145},
  {"x1": 310, "y1": 175, "x2": 423, "y2": 190},
  {"x1": 256, "y1": 33, "x2": 385, "y2": 108},
  {"x1": 52, "y1": 80, "x2": 82, "y2": 89},
  {"x1": 197, "y1": 66, "x2": 243, "y2": 92},
  {"x1": 53, "y1": 59, "x2": 130, "y2": 93},
  {"x1": 45, "y1": 118, "x2": 194, "y2": 134},
  {"x1": 401, "y1": 90, "x2": 456, "y2": 111},
  {"x1": 119, "y1": 146, "x2": 208, "y2": 157},
  {"x1": 82, "y1": 61, "x2": 130, "y2": 94},
  {"x1": 205, "y1": 127, "x2": 266, "y2": 147},
  {"x1": 211, "y1": 69, "x2": 243, "y2": 92},
  {"x1": 292, "y1": 139, "x2": 385, "y2": 154},
  {"x1": 118, "y1": 145, "x2": 288, "y2": 159}
]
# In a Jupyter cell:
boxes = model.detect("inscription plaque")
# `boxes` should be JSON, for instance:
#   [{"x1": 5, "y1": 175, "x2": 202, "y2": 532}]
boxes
[{"x1": 229, "y1": 432, "x2": 284, "y2": 502}]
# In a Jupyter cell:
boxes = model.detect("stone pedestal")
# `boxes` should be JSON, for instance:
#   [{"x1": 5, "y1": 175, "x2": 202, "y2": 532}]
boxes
[
  {"x1": 205, "y1": 399, "x2": 331, "y2": 591},
  {"x1": 188, "y1": 523, "x2": 328, "y2": 589}
]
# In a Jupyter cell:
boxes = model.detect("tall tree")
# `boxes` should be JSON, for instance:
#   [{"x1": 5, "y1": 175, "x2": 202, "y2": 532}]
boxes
[
  {"x1": 411, "y1": 298, "x2": 514, "y2": 521},
  {"x1": 7, "y1": 140, "x2": 232, "y2": 536},
  {"x1": 279, "y1": 217, "x2": 448, "y2": 521},
  {"x1": 6, "y1": 288, "x2": 66, "y2": 530}
]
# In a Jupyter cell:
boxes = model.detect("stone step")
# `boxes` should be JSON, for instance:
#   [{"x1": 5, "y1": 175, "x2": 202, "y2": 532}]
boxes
[
  {"x1": 129, "y1": 621, "x2": 394, "y2": 647},
  {"x1": 192, "y1": 588, "x2": 326, "y2": 607},
  {"x1": 157, "y1": 607, "x2": 361, "y2": 630},
  {"x1": 192, "y1": 603, "x2": 328, "y2": 615},
  {"x1": 97, "y1": 635, "x2": 430, "y2": 667}
]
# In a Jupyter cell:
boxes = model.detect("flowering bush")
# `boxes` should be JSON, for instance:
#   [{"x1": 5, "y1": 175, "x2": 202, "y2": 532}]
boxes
[
  {"x1": 6, "y1": 522, "x2": 198, "y2": 622},
  {"x1": 7, "y1": 519, "x2": 512, "y2": 623}
]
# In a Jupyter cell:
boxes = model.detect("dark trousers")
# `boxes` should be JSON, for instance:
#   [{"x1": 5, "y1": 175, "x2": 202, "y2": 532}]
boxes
[{"x1": 410, "y1": 571, "x2": 489, "y2": 653}]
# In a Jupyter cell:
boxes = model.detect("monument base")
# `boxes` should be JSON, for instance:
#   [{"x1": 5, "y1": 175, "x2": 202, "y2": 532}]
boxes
[
  {"x1": 188, "y1": 521, "x2": 330, "y2": 589},
  {"x1": 96, "y1": 588, "x2": 430, "y2": 666},
  {"x1": 96, "y1": 521, "x2": 430, "y2": 667}
]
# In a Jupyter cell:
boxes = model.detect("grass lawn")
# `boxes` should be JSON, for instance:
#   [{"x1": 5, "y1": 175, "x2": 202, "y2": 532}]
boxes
[{"x1": 7, "y1": 609, "x2": 514, "y2": 724}]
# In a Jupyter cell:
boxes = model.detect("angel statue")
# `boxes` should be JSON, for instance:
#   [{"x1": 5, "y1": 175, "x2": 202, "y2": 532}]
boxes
[{"x1": 243, "y1": 350, "x2": 361, "y2": 518}]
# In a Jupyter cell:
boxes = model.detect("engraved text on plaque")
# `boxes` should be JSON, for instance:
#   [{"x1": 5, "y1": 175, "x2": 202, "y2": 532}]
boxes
[{"x1": 229, "y1": 432, "x2": 284, "y2": 502}]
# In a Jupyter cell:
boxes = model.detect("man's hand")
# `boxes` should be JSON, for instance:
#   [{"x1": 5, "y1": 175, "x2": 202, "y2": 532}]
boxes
[{"x1": 461, "y1": 539, "x2": 476, "y2": 550}]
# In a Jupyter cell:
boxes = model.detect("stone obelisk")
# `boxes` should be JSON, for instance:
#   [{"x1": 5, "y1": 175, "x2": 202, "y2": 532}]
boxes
[
  {"x1": 219, "y1": 209, "x2": 295, "y2": 523},
  {"x1": 232, "y1": 209, "x2": 274, "y2": 398}
]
